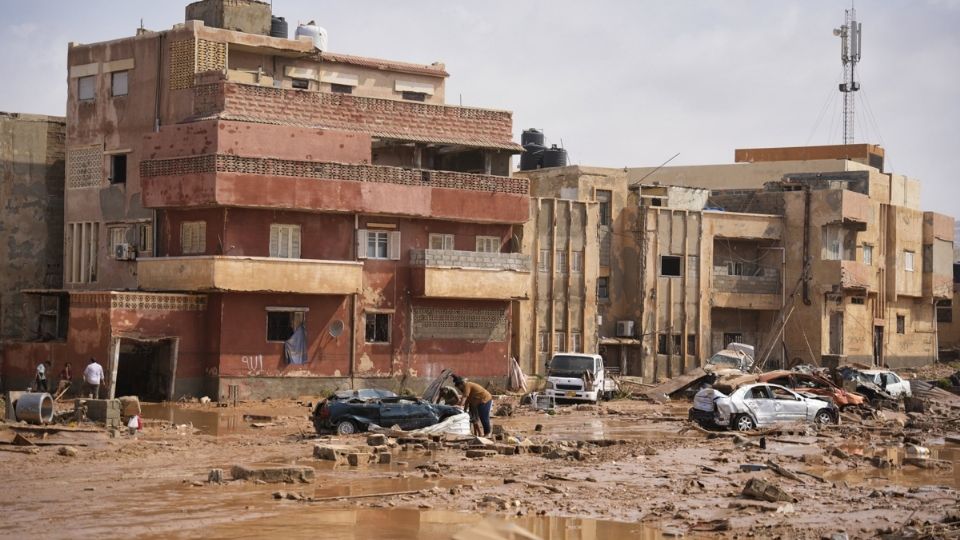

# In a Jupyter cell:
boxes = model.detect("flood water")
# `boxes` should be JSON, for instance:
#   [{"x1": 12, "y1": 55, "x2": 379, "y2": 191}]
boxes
[
  {"x1": 498, "y1": 416, "x2": 695, "y2": 443},
  {"x1": 814, "y1": 441, "x2": 960, "y2": 489},
  {"x1": 139, "y1": 403, "x2": 307, "y2": 436}
]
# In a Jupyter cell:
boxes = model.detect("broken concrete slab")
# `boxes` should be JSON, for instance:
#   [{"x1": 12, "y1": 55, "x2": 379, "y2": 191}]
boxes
[
  {"x1": 230, "y1": 464, "x2": 314, "y2": 483},
  {"x1": 346, "y1": 453, "x2": 373, "y2": 466},
  {"x1": 313, "y1": 443, "x2": 366, "y2": 463},
  {"x1": 741, "y1": 478, "x2": 798, "y2": 503},
  {"x1": 366, "y1": 434, "x2": 387, "y2": 446}
]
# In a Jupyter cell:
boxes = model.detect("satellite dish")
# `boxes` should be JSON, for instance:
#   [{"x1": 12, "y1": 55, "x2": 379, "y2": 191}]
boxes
[{"x1": 328, "y1": 320, "x2": 344, "y2": 338}]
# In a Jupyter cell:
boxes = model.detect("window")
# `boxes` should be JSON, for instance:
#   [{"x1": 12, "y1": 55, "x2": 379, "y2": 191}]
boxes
[
  {"x1": 657, "y1": 334, "x2": 668, "y2": 355},
  {"x1": 109, "y1": 154, "x2": 127, "y2": 184},
  {"x1": 571, "y1": 332, "x2": 582, "y2": 353},
  {"x1": 822, "y1": 226, "x2": 856, "y2": 261},
  {"x1": 330, "y1": 83, "x2": 353, "y2": 94},
  {"x1": 660, "y1": 255, "x2": 682, "y2": 277},
  {"x1": 538, "y1": 249, "x2": 550, "y2": 272},
  {"x1": 111, "y1": 71, "x2": 128, "y2": 97},
  {"x1": 727, "y1": 262, "x2": 744, "y2": 276},
  {"x1": 896, "y1": 315, "x2": 905, "y2": 334},
  {"x1": 555, "y1": 250, "x2": 568, "y2": 274},
  {"x1": 78, "y1": 75, "x2": 95, "y2": 101},
  {"x1": 597, "y1": 190, "x2": 612, "y2": 226},
  {"x1": 136, "y1": 223, "x2": 153, "y2": 256},
  {"x1": 291, "y1": 78, "x2": 310, "y2": 90},
  {"x1": 429, "y1": 233, "x2": 454, "y2": 251},
  {"x1": 863, "y1": 244, "x2": 873, "y2": 266},
  {"x1": 723, "y1": 333, "x2": 743, "y2": 346},
  {"x1": 597, "y1": 277, "x2": 609, "y2": 301},
  {"x1": 359, "y1": 229, "x2": 401, "y2": 260},
  {"x1": 904, "y1": 250, "x2": 915, "y2": 272},
  {"x1": 476, "y1": 236, "x2": 500, "y2": 253},
  {"x1": 401, "y1": 91, "x2": 427, "y2": 102},
  {"x1": 554, "y1": 332, "x2": 565, "y2": 351},
  {"x1": 109, "y1": 226, "x2": 127, "y2": 259},
  {"x1": 671, "y1": 334, "x2": 682, "y2": 355},
  {"x1": 270, "y1": 224, "x2": 301, "y2": 258},
  {"x1": 850, "y1": 297, "x2": 866, "y2": 305},
  {"x1": 538, "y1": 331, "x2": 550, "y2": 353},
  {"x1": 572, "y1": 251, "x2": 583, "y2": 273},
  {"x1": 266, "y1": 309, "x2": 306, "y2": 342},
  {"x1": 181, "y1": 221, "x2": 206, "y2": 254},
  {"x1": 365, "y1": 313, "x2": 391, "y2": 343},
  {"x1": 65, "y1": 222, "x2": 99, "y2": 283},
  {"x1": 937, "y1": 300, "x2": 953, "y2": 323},
  {"x1": 687, "y1": 334, "x2": 697, "y2": 356}
]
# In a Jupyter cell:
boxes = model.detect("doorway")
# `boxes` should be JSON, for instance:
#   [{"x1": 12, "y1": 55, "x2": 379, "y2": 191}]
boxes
[
  {"x1": 114, "y1": 338, "x2": 177, "y2": 401},
  {"x1": 873, "y1": 325, "x2": 884, "y2": 366},
  {"x1": 828, "y1": 312, "x2": 843, "y2": 355}
]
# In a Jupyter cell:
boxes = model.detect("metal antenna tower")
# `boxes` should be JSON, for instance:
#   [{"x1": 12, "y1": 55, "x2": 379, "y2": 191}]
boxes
[{"x1": 833, "y1": 6, "x2": 862, "y2": 144}]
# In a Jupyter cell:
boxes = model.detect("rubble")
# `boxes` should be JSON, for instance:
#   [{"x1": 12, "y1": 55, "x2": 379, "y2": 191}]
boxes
[{"x1": 230, "y1": 464, "x2": 315, "y2": 483}]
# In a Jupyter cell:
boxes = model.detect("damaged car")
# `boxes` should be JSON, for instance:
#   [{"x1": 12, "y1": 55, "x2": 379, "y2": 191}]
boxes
[
  {"x1": 313, "y1": 392, "x2": 462, "y2": 435},
  {"x1": 690, "y1": 383, "x2": 839, "y2": 431},
  {"x1": 758, "y1": 370, "x2": 865, "y2": 408}
]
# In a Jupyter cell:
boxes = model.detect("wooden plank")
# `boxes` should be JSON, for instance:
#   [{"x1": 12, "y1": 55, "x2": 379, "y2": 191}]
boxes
[{"x1": 642, "y1": 367, "x2": 707, "y2": 398}]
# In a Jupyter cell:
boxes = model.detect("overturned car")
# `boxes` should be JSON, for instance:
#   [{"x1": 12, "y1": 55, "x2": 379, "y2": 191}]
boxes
[{"x1": 689, "y1": 383, "x2": 839, "y2": 431}]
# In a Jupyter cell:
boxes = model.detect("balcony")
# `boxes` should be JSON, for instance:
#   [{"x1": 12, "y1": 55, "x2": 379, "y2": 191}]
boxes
[
  {"x1": 138, "y1": 256, "x2": 363, "y2": 295},
  {"x1": 704, "y1": 212, "x2": 783, "y2": 241},
  {"x1": 819, "y1": 259, "x2": 874, "y2": 291},
  {"x1": 711, "y1": 267, "x2": 782, "y2": 310},
  {"x1": 193, "y1": 81, "x2": 523, "y2": 152},
  {"x1": 409, "y1": 249, "x2": 530, "y2": 300},
  {"x1": 140, "y1": 154, "x2": 529, "y2": 224}
]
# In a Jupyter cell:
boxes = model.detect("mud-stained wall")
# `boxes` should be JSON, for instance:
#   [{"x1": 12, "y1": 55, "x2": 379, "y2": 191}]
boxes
[{"x1": 0, "y1": 113, "x2": 65, "y2": 340}]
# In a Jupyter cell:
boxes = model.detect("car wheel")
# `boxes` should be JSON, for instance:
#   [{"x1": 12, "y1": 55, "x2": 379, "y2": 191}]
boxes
[
  {"x1": 335, "y1": 419, "x2": 358, "y2": 435},
  {"x1": 814, "y1": 409, "x2": 834, "y2": 426},
  {"x1": 733, "y1": 414, "x2": 755, "y2": 432}
]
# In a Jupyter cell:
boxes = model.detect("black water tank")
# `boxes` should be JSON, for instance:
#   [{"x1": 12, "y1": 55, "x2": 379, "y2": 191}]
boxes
[
  {"x1": 271, "y1": 16, "x2": 289, "y2": 39},
  {"x1": 521, "y1": 128, "x2": 544, "y2": 147},
  {"x1": 542, "y1": 144, "x2": 568, "y2": 168},
  {"x1": 519, "y1": 143, "x2": 545, "y2": 171}
]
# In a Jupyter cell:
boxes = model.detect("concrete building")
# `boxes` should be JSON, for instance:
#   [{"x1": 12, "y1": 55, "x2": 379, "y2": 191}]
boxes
[
  {"x1": 0, "y1": 112, "x2": 66, "y2": 347},
  {"x1": 519, "y1": 144, "x2": 954, "y2": 379},
  {"x1": 1, "y1": 0, "x2": 528, "y2": 399}
]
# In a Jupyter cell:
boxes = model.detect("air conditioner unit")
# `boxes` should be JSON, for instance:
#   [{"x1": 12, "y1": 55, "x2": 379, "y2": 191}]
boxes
[
  {"x1": 115, "y1": 243, "x2": 137, "y2": 261},
  {"x1": 616, "y1": 320, "x2": 634, "y2": 338}
]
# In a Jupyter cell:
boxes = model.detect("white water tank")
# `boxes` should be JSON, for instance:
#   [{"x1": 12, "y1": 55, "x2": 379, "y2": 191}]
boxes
[{"x1": 295, "y1": 21, "x2": 328, "y2": 51}]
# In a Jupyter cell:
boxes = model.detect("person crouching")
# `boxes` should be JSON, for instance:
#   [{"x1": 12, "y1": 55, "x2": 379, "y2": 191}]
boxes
[{"x1": 452, "y1": 375, "x2": 493, "y2": 437}]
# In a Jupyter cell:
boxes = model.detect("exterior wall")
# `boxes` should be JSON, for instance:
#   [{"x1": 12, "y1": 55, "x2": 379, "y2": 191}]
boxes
[
  {"x1": 185, "y1": 0, "x2": 271, "y2": 36},
  {"x1": 0, "y1": 113, "x2": 65, "y2": 340}
]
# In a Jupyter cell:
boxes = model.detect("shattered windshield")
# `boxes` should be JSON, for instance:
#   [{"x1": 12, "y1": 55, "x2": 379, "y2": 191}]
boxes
[
  {"x1": 707, "y1": 352, "x2": 742, "y2": 368},
  {"x1": 549, "y1": 355, "x2": 595, "y2": 373}
]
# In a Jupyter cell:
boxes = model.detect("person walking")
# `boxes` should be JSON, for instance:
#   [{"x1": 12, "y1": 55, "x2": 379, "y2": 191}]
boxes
[
  {"x1": 82, "y1": 358, "x2": 105, "y2": 399},
  {"x1": 35, "y1": 361, "x2": 49, "y2": 392},
  {"x1": 452, "y1": 374, "x2": 494, "y2": 437}
]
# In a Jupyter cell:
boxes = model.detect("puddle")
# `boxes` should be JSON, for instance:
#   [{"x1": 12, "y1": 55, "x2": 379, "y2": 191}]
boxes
[
  {"x1": 498, "y1": 417, "x2": 691, "y2": 443},
  {"x1": 139, "y1": 403, "x2": 309, "y2": 436},
  {"x1": 813, "y1": 443, "x2": 960, "y2": 489},
  {"x1": 152, "y1": 507, "x2": 661, "y2": 540}
]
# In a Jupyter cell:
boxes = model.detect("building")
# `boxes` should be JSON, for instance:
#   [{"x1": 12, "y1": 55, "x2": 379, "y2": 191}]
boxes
[
  {"x1": 0, "y1": 112, "x2": 66, "y2": 348},
  {"x1": 519, "y1": 144, "x2": 954, "y2": 380},
  {"x1": 1, "y1": 0, "x2": 529, "y2": 399}
]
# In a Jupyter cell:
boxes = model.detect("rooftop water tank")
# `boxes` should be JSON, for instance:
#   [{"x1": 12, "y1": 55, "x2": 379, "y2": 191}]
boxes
[
  {"x1": 295, "y1": 21, "x2": 328, "y2": 51},
  {"x1": 519, "y1": 143, "x2": 545, "y2": 171},
  {"x1": 542, "y1": 144, "x2": 568, "y2": 168},
  {"x1": 270, "y1": 16, "x2": 288, "y2": 39},
  {"x1": 521, "y1": 128, "x2": 544, "y2": 147}
]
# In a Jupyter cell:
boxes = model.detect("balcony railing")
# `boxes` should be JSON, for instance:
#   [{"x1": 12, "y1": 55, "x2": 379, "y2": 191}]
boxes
[
  {"x1": 409, "y1": 249, "x2": 529, "y2": 300},
  {"x1": 712, "y1": 267, "x2": 781, "y2": 295},
  {"x1": 409, "y1": 249, "x2": 530, "y2": 272}
]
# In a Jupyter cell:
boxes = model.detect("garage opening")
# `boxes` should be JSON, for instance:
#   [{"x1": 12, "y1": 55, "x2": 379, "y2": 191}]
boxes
[{"x1": 114, "y1": 338, "x2": 177, "y2": 401}]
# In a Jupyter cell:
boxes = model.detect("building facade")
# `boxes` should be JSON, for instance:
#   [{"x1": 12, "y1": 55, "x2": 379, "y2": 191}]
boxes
[{"x1": 1, "y1": 0, "x2": 528, "y2": 399}]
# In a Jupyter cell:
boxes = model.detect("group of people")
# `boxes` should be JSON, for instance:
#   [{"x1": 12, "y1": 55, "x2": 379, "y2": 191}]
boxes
[{"x1": 34, "y1": 358, "x2": 105, "y2": 399}]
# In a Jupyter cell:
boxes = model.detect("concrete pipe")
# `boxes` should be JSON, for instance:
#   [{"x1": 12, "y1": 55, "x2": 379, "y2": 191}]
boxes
[{"x1": 15, "y1": 392, "x2": 55, "y2": 424}]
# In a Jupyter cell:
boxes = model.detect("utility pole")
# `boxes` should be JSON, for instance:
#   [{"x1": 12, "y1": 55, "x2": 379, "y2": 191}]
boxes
[{"x1": 834, "y1": 6, "x2": 862, "y2": 145}]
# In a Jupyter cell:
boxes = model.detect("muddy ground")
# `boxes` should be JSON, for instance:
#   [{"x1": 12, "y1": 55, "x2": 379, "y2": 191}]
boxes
[{"x1": 1, "y1": 379, "x2": 959, "y2": 539}]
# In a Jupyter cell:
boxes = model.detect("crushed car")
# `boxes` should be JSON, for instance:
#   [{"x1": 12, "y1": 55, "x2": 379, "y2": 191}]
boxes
[
  {"x1": 758, "y1": 370, "x2": 865, "y2": 408},
  {"x1": 689, "y1": 383, "x2": 839, "y2": 431},
  {"x1": 839, "y1": 367, "x2": 912, "y2": 401},
  {"x1": 705, "y1": 343, "x2": 755, "y2": 372}
]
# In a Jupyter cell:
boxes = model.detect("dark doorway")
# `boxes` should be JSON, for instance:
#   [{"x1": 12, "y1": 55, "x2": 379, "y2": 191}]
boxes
[
  {"x1": 873, "y1": 325, "x2": 884, "y2": 366},
  {"x1": 115, "y1": 339, "x2": 175, "y2": 401}
]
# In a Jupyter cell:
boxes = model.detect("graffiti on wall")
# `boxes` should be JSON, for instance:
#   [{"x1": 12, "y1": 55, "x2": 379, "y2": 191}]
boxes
[{"x1": 241, "y1": 354, "x2": 264, "y2": 375}]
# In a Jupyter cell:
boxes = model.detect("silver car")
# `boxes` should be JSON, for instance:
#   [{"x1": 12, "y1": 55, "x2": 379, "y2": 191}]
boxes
[{"x1": 712, "y1": 383, "x2": 839, "y2": 431}]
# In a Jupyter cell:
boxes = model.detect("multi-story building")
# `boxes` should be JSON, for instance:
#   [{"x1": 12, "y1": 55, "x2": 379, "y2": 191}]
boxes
[
  {"x1": 519, "y1": 144, "x2": 954, "y2": 380},
  {"x1": 2, "y1": 0, "x2": 529, "y2": 399}
]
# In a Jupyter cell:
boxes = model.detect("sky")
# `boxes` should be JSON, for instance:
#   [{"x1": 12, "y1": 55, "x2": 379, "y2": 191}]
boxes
[{"x1": 2, "y1": 0, "x2": 958, "y2": 216}]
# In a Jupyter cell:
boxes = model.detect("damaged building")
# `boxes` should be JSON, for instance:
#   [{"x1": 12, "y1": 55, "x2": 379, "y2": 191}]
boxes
[
  {"x1": 518, "y1": 144, "x2": 954, "y2": 379},
  {"x1": 1, "y1": 0, "x2": 528, "y2": 400}
]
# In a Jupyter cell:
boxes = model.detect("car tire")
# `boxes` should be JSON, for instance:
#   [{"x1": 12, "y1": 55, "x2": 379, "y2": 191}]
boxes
[
  {"x1": 335, "y1": 419, "x2": 359, "y2": 435},
  {"x1": 814, "y1": 409, "x2": 834, "y2": 426},
  {"x1": 733, "y1": 414, "x2": 755, "y2": 432}
]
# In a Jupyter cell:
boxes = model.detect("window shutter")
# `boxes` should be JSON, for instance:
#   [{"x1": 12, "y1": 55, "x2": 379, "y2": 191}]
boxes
[
  {"x1": 291, "y1": 226, "x2": 301, "y2": 258},
  {"x1": 269, "y1": 224, "x2": 280, "y2": 257},
  {"x1": 444, "y1": 235, "x2": 454, "y2": 250},
  {"x1": 357, "y1": 229, "x2": 368, "y2": 259},
  {"x1": 389, "y1": 231, "x2": 402, "y2": 260}
]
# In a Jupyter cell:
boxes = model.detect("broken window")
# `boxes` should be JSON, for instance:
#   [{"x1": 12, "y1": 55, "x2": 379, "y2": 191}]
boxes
[
  {"x1": 822, "y1": 225, "x2": 856, "y2": 261},
  {"x1": 181, "y1": 221, "x2": 206, "y2": 255},
  {"x1": 657, "y1": 334, "x2": 668, "y2": 355},
  {"x1": 596, "y1": 190, "x2": 612, "y2": 226},
  {"x1": 266, "y1": 309, "x2": 306, "y2": 342},
  {"x1": 896, "y1": 315, "x2": 905, "y2": 334},
  {"x1": 687, "y1": 334, "x2": 697, "y2": 356},
  {"x1": 270, "y1": 224, "x2": 301, "y2": 259},
  {"x1": 401, "y1": 91, "x2": 427, "y2": 102},
  {"x1": 365, "y1": 313, "x2": 390, "y2": 343},
  {"x1": 660, "y1": 255, "x2": 682, "y2": 277},
  {"x1": 109, "y1": 153, "x2": 127, "y2": 184},
  {"x1": 78, "y1": 75, "x2": 95, "y2": 101},
  {"x1": 330, "y1": 83, "x2": 353, "y2": 94},
  {"x1": 937, "y1": 300, "x2": 953, "y2": 323},
  {"x1": 538, "y1": 249, "x2": 550, "y2": 272},
  {"x1": 428, "y1": 233, "x2": 454, "y2": 250},
  {"x1": 597, "y1": 277, "x2": 609, "y2": 301},
  {"x1": 475, "y1": 236, "x2": 500, "y2": 253},
  {"x1": 111, "y1": 70, "x2": 128, "y2": 97},
  {"x1": 671, "y1": 334, "x2": 682, "y2": 354}
]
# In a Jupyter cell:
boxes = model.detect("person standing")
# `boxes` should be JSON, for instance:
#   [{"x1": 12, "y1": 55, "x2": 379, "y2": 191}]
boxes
[
  {"x1": 55, "y1": 362, "x2": 73, "y2": 397},
  {"x1": 452, "y1": 374, "x2": 494, "y2": 437},
  {"x1": 35, "y1": 361, "x2": 49, "y2": 392},
  {"x1": 82, "y1": 358, "x2": 105, "y2": 399}
]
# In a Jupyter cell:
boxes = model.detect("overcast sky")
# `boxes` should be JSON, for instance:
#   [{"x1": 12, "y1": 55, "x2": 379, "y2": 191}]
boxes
[{"x1": 2, "y1": 1, "x2": 958, "y2": 216}]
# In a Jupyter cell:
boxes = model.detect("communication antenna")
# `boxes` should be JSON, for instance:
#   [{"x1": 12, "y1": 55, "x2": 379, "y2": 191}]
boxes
[{"x1": 833, "y1": 5, "x2": 862, "y2": 144}]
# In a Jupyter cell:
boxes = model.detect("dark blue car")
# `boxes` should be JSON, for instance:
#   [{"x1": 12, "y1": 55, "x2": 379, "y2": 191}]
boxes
[{"x1": 313, "y1": 390, "x2": 462, "y2": 435}]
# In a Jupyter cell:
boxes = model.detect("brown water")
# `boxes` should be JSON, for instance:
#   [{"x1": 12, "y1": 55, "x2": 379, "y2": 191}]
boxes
[
  {"x1": 813, "y1": 442, "x2": 960, "y2": 489},
  {"x1": 139, "y1": 403, "x2": 308, "y2": 436},
  {"x1": 497, "y1": 416, "x2": 693, "y2": 443}
]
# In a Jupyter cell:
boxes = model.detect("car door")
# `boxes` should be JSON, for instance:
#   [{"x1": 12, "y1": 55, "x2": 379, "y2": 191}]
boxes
[
  {"x1": 769, "y1": 385, "x2": 807, "y2": 422},
  {"x1": 380, "y1": 398, "x2": 435, "y2": 430},
  {"x1": 741, "y1": 386, "x2": 777, "y2": 427}
]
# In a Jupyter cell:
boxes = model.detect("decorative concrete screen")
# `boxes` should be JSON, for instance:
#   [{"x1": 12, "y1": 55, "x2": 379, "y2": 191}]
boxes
[
  {"x1": 169, "y1": 39, "x2": 227, "y2": 91},
  {"x1": 66, "y1": 145, "x2": 102, "y2": 189},
  {"x1": 412, "y1": 306, "x2": 507, "y2": 341}
]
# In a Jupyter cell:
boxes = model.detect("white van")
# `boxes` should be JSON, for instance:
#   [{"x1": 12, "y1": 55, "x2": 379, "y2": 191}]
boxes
[{"x1": 544, "y1": 353, "x2": 618, "y2": 404}]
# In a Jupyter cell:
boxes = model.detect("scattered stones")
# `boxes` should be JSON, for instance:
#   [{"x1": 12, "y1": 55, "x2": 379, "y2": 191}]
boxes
[
  {"x1": 272, "y1": 491, "x2": 286, "y2": 500},
  {"x1": 230, "y1": 465, "x2": 315, "y2": 484},
  {"x1": 466, "y1": 449, "x2": 497, "y2": 458},
  {"x1": 494, "y1": 403, "x2": 514, "y2": 417},
  {"x1": 57, "y1": 446, "x2": 78, "y2": 457},
  {"x1": 207, "y1": 468, "x2": 225, "y2": 483},
  {"x1": 366, "y1": 434, "x2": 387, "y2": 446},
  {"x1": 378, "y1": 453, "x2": 392, "y2": 464},
  {"x1": 347, "y1": 453, "x2": 373, "y2": 467},
  {"x1": 742, "y1": 478, "x2": 798, "y2": 503}
]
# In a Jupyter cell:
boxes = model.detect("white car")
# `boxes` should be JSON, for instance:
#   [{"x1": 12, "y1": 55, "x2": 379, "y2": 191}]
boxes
[
  {"x1": 855, "y1": 369, "x2": 912, "y2": 398},
  {"x1": 705, "y1": 383, "x2": 839, "y2": 431}
]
